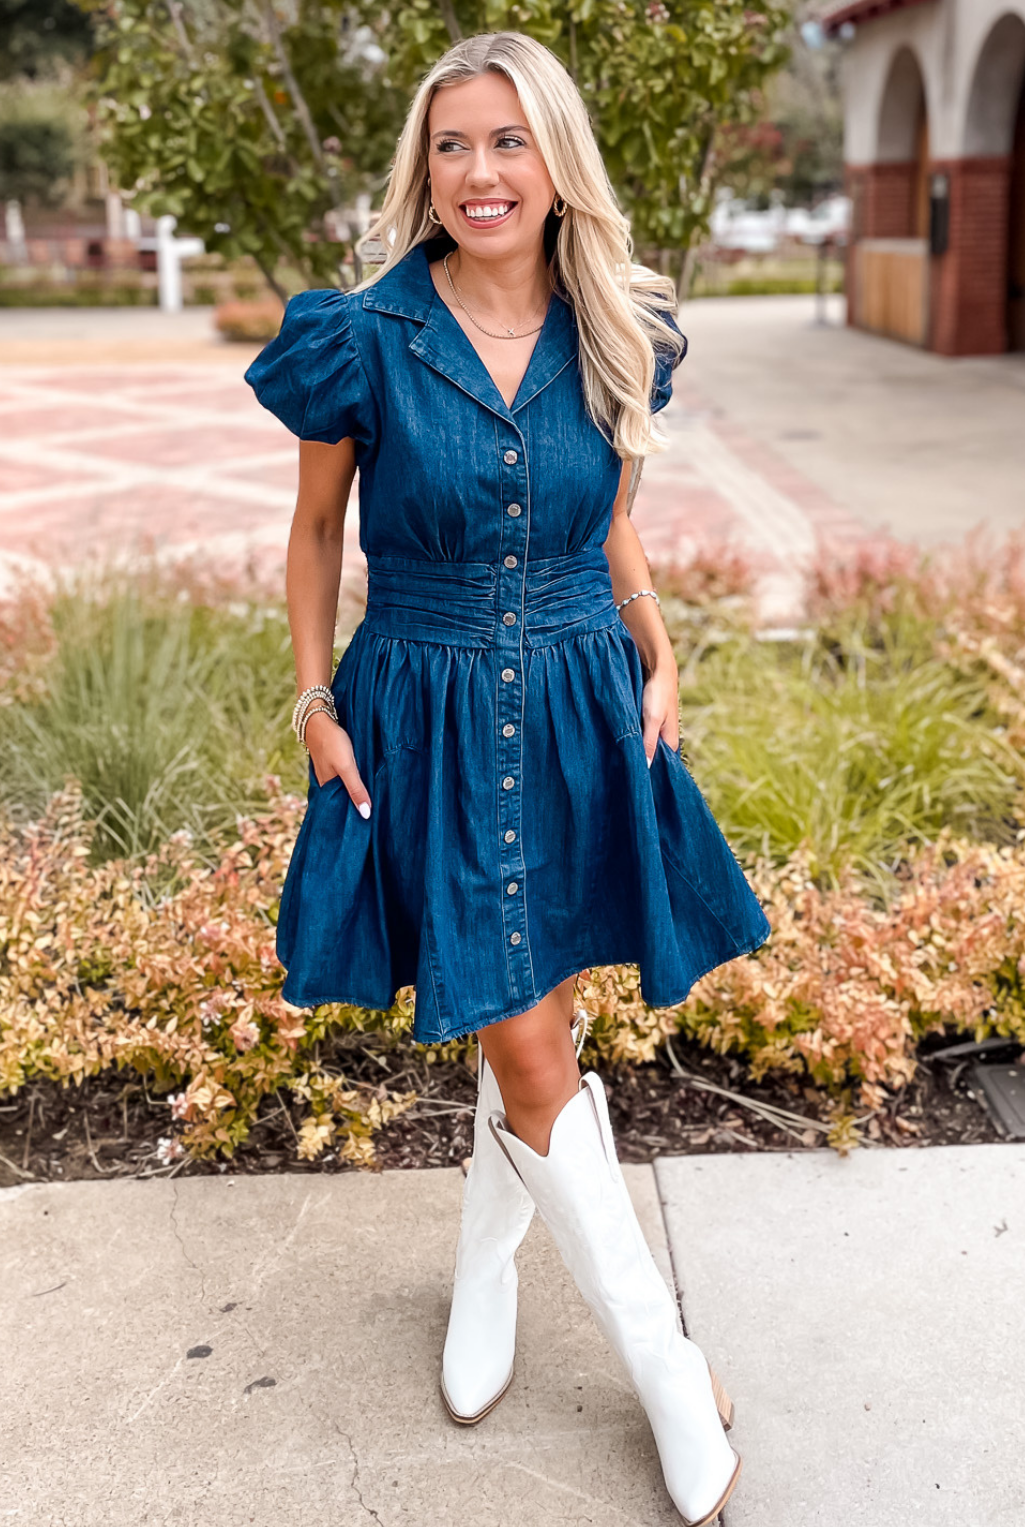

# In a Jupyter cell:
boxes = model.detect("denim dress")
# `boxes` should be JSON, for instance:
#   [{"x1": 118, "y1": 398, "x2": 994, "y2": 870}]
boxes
[{"x1": 244, "y1": 237, "x2": 770, "y2": 1044}]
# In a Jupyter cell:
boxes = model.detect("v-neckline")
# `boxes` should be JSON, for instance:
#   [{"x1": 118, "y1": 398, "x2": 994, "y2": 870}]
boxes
[{"x1": 427, "y1": 256, "x2": 557, "y2": 415}]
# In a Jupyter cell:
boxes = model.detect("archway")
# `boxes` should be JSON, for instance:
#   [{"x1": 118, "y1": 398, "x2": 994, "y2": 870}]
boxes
[
  {"x1": 964, "y1": 13, "x2": 1025, "y2": 351},
  {"x1": 1008, "y1": 72, "x2": 1025, "y2": 349},
  {"x1": 876, "y1": 46, "x2": 930, "y2": 237},
  {"x1": 852, "y1": 47, "x2": 931, "y2": 345}
]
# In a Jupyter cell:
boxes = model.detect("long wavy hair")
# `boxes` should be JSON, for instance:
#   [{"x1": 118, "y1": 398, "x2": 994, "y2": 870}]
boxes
[{"x1": 351, "y1": 30, "x2": 685, "y2": 460}]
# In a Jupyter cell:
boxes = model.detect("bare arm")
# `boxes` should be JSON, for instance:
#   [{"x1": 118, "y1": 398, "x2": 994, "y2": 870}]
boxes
[
  {"x1": 288, "y1": 437, "x2": 373, "y2": 813},
  {"x1": 602, "y1": 458, "x2": 680, "y2": 761}
]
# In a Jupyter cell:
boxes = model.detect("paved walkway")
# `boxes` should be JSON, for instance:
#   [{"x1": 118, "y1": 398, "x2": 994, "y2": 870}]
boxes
[
  {"x1": 679, "y1": 294, "x2": 1025, "y2": 550},
  {"x1": 2, "y1": 1143, "x2": 1022, "y2": 1525},
  {"x1": 5, "y1": 296, "x2": 1022, "y2": 620}
]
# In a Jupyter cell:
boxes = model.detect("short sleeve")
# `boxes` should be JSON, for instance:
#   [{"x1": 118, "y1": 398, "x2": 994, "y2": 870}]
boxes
[
  {"x1": 650, "y1": 306, "x2": 688, "y2": 415},
  {"x1": 243, "y1": 288, "x2": 376, "y2": 446}
]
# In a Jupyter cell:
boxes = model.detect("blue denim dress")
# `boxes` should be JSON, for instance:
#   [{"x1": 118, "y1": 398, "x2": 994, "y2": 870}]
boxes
[{"x1": 244, "y1": 237, "x2": 770, "y2": 1044}]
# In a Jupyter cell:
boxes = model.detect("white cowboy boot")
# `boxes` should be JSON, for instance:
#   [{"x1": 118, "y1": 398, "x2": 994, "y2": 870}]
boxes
[
  {"x1": 440, "y1": 1012, "x2": 589, "y2": 1424},
  {"x1": 489, "y1": 1072, "x2": 742, "y2": 1527}
]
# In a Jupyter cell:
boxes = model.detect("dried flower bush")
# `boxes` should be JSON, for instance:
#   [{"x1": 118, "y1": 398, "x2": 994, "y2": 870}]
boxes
[
  {"x1": 579, "y1": 829, "x2": 1025, "y2": 1103},
  {"x1": 214, "y1": 299, "x2": 284, "y2": 343},
  {"x1": 5, "y1": 780, "x2": 1021, "y2": 1164},
  {"x1": 0, "y1": 577, "x2": 56, "y2": 706},
  {"x1": 0, "y1": 783, "x2": 416, "y2": 1166}
]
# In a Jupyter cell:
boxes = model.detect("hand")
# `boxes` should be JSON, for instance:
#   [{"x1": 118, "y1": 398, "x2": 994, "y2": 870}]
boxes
[
  {"x1": 305, "y1": 710, "x2": 372, "y2": 818},
  {"x1": 640, "y1": 656, "x2": 680, "y2": 767}
]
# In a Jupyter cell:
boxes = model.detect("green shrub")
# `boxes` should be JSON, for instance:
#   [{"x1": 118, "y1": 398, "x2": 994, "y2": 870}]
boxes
[
  {"x1": 0, "y1": 285, "x2": 158, "y2": 308},
  {"x1": 691, "y1": 275, "x2": 844, "y2": 297}
]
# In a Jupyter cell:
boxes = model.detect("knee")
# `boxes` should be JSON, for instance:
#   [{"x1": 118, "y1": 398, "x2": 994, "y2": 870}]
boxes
[{"x1": 483, "y1": 1029, "x2": 577, "y2": 1114}]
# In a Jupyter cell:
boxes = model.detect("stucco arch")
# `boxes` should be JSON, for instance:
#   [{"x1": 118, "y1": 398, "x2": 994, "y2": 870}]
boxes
[
  {"x1": 963, "y1": 12, "x2": 1025, "y2": 155},
  {"x1": 876, "y1": 45, "x2": 929, "y2": 163}
]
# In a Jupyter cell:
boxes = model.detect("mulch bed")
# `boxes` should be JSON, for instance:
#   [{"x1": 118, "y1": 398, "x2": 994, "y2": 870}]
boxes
[{"x1": 0, "y1": 1030, "x2": 1012, "y2": 1190}]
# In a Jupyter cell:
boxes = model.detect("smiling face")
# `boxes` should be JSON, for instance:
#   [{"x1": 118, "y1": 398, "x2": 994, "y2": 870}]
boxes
[{"x1": 425, "y1": 70, "x2": 557, "y2": 253}]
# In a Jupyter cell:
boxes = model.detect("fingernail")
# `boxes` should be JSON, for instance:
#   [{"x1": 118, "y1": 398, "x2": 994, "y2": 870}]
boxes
[
  {"x1": 358, "y1": 801, "x2": 371, "y2": 819},
  {"x1": 647, "y1": 753, "x2": 653, "y2": 769}
]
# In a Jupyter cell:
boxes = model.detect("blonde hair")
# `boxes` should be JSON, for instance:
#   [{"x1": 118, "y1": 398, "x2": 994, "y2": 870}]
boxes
[{"x1": 351, "y1": 30, "x2": 684, "y2": 460}]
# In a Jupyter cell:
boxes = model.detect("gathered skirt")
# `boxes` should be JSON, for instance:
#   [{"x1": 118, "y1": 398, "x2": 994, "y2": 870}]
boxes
[{"x1": 276, "y1": 545, "x2": 771, "y2": 1043}]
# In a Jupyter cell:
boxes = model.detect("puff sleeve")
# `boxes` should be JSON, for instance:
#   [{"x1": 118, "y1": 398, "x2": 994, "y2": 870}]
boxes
[
  {"x1": 243, "y1": 288, "x2": 377, "y2": 447},
  {"x1": 650, "y1": 307, "x2": 688, "y2": 415}
]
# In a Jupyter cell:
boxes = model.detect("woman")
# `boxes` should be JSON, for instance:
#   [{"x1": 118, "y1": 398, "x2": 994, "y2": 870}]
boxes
[{"x1": 245, "y1": 30, "x2": 770, "y2": 1525}]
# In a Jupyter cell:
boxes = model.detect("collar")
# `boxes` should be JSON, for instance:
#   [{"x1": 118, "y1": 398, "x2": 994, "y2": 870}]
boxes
[{"x1": 362, "y1": 239, "x2": 578, "y2": 420}]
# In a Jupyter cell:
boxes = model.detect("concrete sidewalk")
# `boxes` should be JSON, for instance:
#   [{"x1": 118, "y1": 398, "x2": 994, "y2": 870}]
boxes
[
  {"x1": 675, "y1": 294, "x2": 1025, "y2": 550},
  {"x1": 2, "y1": 1142, "x2": 1022, "y2": 1526},
  {"x1": 0, "y1": 306, "x2": 241, "y2": 367}
]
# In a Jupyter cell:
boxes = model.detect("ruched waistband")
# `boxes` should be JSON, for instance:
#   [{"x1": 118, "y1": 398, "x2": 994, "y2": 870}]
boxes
[{"x1": 361, "y1": 547, "x2": 620, "y2": 648}]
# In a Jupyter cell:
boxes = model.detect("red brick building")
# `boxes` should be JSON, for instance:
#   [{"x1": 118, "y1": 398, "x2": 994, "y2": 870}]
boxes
[{"x1": 824, "y1": 0, "x2": 1025, "y2": 354}]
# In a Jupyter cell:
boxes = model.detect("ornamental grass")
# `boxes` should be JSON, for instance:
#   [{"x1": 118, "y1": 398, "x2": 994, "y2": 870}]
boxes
[{"x1": 1, "y1": 532, "x2": 1023, "y2": 1163}]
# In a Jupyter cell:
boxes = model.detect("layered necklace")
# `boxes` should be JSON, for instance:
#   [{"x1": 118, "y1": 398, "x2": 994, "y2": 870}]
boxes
[{"x1": 443, "y1": 250, "x2": 552, "y2": 339}]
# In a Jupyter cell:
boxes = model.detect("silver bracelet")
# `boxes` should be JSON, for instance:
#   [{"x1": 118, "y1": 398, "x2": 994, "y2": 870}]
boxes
[
  {"x1": 294, "y1": 701, "x2": 335, "y2": 745},
  {"x1": 292, "y1": 685, "x2": 336, "y2": 743},
  {"x1": 298, "y1": 702, "x2": 336, "y2": 751},
  {"x1": 615, "y1": 587, "x2": 661, "y2": 612},
  {"x1": 292, "y1": 684, "x2": 332, "y2": 727}
]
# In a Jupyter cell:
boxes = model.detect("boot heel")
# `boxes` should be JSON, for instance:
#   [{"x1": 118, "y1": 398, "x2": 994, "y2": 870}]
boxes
[{"x1": 707, "y1": 1365, "x2": 734, "y2": 1431}]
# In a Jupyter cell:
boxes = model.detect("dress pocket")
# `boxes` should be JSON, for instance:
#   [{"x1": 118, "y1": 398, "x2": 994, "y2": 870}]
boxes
[
  {"x1": 306, "y1": 761, "x2": 347, "y2": 804},
  {"x1": 597, "y1": 627, "x2": 646, "y2": 742},
  {"x1": 311, "y1": 771, "x2": 347, "y2": 801}
]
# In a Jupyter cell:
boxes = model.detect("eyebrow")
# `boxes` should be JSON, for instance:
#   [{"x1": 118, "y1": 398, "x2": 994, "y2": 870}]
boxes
[{"x1": 429, "y1": 124, "x2": 532, "y2": 140}]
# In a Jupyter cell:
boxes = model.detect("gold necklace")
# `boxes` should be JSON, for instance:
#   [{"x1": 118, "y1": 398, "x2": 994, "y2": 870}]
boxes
[{"x1": 443, "y1": 251, "x2": 551, "y2": 339}]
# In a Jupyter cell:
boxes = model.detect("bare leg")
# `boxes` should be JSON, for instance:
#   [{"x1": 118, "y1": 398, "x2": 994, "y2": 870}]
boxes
[{"x1": 477, "y1": 975, "x2": 581, "y2": 1156}]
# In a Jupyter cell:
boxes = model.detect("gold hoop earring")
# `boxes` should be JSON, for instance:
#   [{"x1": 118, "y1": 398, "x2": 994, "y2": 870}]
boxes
[
  {"x1": 552, "y1": 194, "x2": 567, "y2": 217},
  {"x1": 427, "y1": 202, "x2": 443, "y2": 225}
]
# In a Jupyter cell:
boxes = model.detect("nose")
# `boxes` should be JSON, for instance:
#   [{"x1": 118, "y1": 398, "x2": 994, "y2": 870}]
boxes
[{"x1": 465, "y1": 144, "x2": 500, "y2": 187}]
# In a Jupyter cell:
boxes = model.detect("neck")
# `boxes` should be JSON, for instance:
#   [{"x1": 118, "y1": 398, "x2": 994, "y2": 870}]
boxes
[{"x1": 446, "y1": 244, "x2": 553, "y2": 324}]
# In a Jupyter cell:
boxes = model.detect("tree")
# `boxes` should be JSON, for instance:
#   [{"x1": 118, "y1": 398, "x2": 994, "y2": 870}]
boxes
[
  {"x1": 0, "y1": 116, "x2": 76, "y2": 207},
  {"x1": 385, "y1": 0, "x2": 790, "y2": 282},
  {"x1": 718, "y1": 8, "x2": 844, "y2": 209},
  {"x1": 75, "y1": 0, "x2": 409, "y2": 297},
  {"x1": 75, "y1": 0, "x2": 789, "y2": 297},
  {"x1": 0, "y1": 0, "x2": 94, "y2": 81}
]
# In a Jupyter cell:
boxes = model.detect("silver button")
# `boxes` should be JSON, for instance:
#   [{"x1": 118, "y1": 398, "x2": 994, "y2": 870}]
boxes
[
  {"x1": 502, "y1": 723, "x2": 515, "y2": 737},
  {"x1": 504, "y1": 554, "x2": 517, "y2": 568},
  {"x1": 501, "y1": 667, "x2": 515, "y2": 682},
  {"x1": 507, "y1": 881, "x2": 518, "y2": 894},
  {"x1": 510, "y1": 931, "x2": 521, "y2": 945},
  {"x1": 503, "y1": 611, "x2": 516, "y2": 625},
  {"x1": 504, "y1": 829, "x2": 515, "y2": 842},
  {"x1": 507, "y1": 503, "x2": 521, "y2": 517},
  {"x1": 502, "y1": 775, "x2": 515, "y2": 790},
  {"x1": 504, "y1": 449, "x2": 518, "y2": 464}
]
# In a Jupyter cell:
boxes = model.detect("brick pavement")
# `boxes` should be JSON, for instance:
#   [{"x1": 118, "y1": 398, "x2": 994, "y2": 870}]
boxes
[{"x1": 0, "y1": 341, "x2": 868, "y2": 621}]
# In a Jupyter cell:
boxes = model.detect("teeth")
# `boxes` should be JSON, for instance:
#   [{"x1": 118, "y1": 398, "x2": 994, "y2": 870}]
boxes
[{"x1": 464, "y1": 202, "x2": 512, "y2": 220}]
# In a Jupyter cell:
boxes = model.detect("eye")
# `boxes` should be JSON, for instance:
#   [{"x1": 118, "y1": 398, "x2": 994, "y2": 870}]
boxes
[
  {"x1": 435, "y1": 139, "x2": 464, "y2": 153},
  {"x1": 497, "y1": 135, "x2": 526, "y2": 149}
]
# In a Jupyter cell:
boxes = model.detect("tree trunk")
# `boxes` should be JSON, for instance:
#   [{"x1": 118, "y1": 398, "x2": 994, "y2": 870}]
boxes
[{"x1": 436, "y1": 0, "x2": 462, "y2": 43}]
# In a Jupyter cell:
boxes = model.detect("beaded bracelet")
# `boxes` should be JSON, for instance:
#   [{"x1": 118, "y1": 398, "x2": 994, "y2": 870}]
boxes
[
  {"x1": 615, "y1": 587, "x2": 661, "y2": 612},
  {"x1": 292, "y1": 684, "x2": 333, "y2": 732},
  {"x1": 296, "y1": 697, "x2": 336, "y2": 743},
  {"x1": 292, "y1": 685, "x2": 336, "y2": 745},
  {"x1": 298, "y1": 702, "x2": 337, "y2": 751}
]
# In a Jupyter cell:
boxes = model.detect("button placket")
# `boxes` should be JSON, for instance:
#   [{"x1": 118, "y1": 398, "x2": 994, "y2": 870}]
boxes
[{"x1": 497, "y1": 429, "x2": 530, "y2": 972}]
